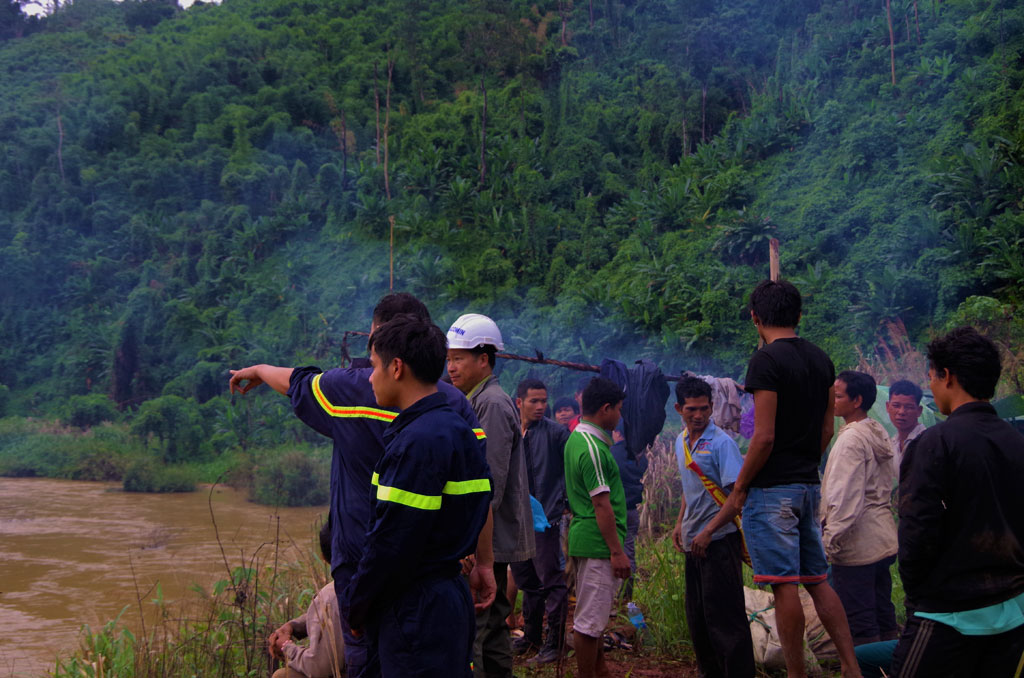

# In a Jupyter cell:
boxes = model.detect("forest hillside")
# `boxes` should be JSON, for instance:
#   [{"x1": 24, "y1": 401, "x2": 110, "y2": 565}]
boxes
[{"x1": 1, "y1": 0, "x2": 1022, "y2": 460}]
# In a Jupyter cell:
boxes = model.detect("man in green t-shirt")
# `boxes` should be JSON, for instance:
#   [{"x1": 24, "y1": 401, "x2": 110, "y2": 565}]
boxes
[{"x1": 563, "y1": 377, "x2": 629, "y2": 678}]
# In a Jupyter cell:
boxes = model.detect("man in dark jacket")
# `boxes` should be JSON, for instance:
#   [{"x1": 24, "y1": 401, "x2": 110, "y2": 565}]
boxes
[
  {"x1": 345, "y1": 315, "x2": 492, "y2": 677},
  {"x1": 892, "y1": 326, "x2": 1024, "y2": 677},
  {"x1": 610, "y1": 427, "x2": 646, "y2": 599},
  {"x1": 510, "y1": 378, "x2": 571, "y2": 663},
  {"x1": 229, "y1": 294, "x2": 496, "y2": 678}
]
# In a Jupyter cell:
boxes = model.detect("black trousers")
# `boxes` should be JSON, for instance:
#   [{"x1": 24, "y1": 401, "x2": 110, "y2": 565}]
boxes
[
  {"x1": 510, "y1": 525, "x2": 568, "y2": 650},
  {"x1": 831, "y1": 554, "x2": 899, "y2": 644},
  {"x1": 684, "y1": 531, "x2": 756, "y2": 678},
  {"x1": 377, "y1": 576, "x2": 475, "y2": 678},
  {"x1": 892, "y1": 614, "x2": 1024, "y2": 678}
]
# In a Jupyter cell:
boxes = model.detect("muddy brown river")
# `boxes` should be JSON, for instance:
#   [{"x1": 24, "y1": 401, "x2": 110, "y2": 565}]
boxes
[{"x1": 0, "y1": 477, "x2": 325, "y2": 677}]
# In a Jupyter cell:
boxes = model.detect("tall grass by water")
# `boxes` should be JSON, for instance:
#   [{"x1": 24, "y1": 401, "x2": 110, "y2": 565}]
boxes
[{"x1": 54, "y1": 516, "x2": 329, "y2": 678}]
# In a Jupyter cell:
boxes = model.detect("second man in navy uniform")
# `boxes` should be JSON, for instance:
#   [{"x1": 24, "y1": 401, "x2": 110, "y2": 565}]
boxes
[{"x1": 344, "y1": 314, "x2": 493, "y2": 677}]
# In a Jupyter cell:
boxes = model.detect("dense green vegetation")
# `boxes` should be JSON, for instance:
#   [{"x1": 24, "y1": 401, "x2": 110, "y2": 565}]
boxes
[{"x1": 1, "y1": 0, "x2": 1022, "y2": 494}]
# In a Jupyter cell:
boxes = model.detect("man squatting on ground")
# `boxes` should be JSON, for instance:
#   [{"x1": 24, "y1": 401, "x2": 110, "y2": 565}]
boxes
[
  {"x1": 695, "y1": 279, "x2": 863, "y2": 678},
  {"x1": 340, "y1": 314, "x2": 492, "y2": 676},
  {"x1": 671, "y1": 375, "x2": 755, "y2": 678},
  {"x1": 822, "y1": 371, "x2": 898, "y2": 646},
  {"x1": 564, "y1": 377, "x2": 631, "y2": 678},
  {"x1": 267, "y1": 521, "x2": 346, "y2": 678},
  {"x1": 891, "y1": 326, "x2": 1024, "y2": 677},
  {"x1": 229, "y1": 293, "x2": 497, "y2": 678},
  {"x1": 446, "y1": 313, "x2": 535, "y2": 678},
  {"x1": 511, "y1": 378, "x2": 570, "y2": 663}
]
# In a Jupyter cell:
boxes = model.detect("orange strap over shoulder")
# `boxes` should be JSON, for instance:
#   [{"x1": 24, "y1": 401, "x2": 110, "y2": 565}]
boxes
[{"x1": 683, "y1": 434, "x2": 751, "y2": 567}]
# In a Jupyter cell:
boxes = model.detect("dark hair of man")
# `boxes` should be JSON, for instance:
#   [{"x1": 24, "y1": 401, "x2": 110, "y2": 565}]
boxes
[
  {"x1": 517, "y1": 377, "x2": 547, "y2": 400},
  {"x1": 468, "y1": 344, "x2": 497, "y2": 368},
  {"x1": 581, "y1": 377, "x2": 626, "y2": 416},
  {"x1": 889, "y1": 379, "x2": 923, "y2": 405},
  {"x1": 837, "y1": 370, "x2": 878, "y2": 411},
  {"x1": 675, "y1": 375, "x2": 713, "y2": 405},
  {"x1": 926, "y1": 326, "x2": 1002, "y2": 400},
  {"x1": 367, "y1": 313, "x2": 446, "y2": 384},
  {"x1": 749, "y1": 279, "x2": 803, "y2": 328},
  {"x1": 553, "y1": 396, "x2": 579, "y2": 414},
  {"x1": 319, "y1": 519, "x2": 332, "y2": 563},
  {"x1": 372, "y1": 292, "x2": 431, "y2": 324}
]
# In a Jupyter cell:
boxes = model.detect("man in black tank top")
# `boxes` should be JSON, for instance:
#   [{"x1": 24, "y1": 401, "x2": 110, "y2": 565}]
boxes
[{"x1": 692, "y1": 280, "x2": 862, "y2": 678}]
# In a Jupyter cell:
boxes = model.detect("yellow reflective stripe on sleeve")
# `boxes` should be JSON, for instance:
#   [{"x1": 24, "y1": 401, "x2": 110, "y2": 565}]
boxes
[
  {"x1": 311, "y1": 373, "x2": 397, "y2": 422},
  {"x1": 376, "y1": 483, "x2": 442, "y2": 510},
  {"x1": 442, "y1": 478, "x2": 491, "y2": 495},
  {"x1": 472, "y1": 428, "x2": 486, "y2": 440},
  {"x1": 370, "y1": 473, "x2": 489, "y2": 510}
]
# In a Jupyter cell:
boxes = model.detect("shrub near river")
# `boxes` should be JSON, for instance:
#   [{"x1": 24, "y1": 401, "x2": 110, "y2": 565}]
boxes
[{"x1": 0, "y1": 416, "x2": 331, "y2": 504}]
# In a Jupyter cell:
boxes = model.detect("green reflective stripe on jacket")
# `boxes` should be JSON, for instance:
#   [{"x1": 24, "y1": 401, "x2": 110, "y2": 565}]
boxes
[{"x1": 370, "y1": 472, "x2": 490, "y2": 510}]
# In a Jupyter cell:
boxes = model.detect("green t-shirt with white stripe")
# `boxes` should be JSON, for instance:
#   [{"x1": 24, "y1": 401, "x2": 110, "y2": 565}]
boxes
[{"x1": 564, "y1": 420, "x2": 628, "y2": 558}]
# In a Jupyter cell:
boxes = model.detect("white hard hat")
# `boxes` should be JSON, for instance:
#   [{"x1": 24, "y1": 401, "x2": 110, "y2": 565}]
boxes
[{"x1": 447, "y1": 313, "x2": 505, "y2": 351}]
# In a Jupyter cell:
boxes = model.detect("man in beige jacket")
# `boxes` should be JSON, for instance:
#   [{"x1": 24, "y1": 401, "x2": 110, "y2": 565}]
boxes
[
  {"x1": 822, "y1": 370, "x2": 898, "y2": 646},
  {"x1": 268, "y1": 523, "x2": 346, "y2": 678}
]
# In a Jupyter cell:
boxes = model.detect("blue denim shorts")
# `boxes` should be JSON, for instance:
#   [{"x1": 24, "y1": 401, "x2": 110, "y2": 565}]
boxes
[{"x1": 742, "y1": 483, "x2": 828, "y2": 586}]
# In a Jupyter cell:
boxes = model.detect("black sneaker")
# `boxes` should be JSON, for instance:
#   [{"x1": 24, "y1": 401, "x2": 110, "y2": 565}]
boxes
[
  {"x1": 511, "y1": 635, "x2": 537, "y2": 656},
  {"x1": 527, "y1": 646, "x2": 562, "y2": 664}
]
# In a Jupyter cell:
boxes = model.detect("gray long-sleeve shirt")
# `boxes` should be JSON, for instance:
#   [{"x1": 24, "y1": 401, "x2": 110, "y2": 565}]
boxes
[{"x1": 468, "y1": 374, "x2": 535, "y2": 563}]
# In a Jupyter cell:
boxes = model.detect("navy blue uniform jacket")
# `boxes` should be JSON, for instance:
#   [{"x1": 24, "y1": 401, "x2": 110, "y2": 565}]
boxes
[
  {"x1": 289, "y1": 363, "x2": 485, "y2": 573},
  {"x1": 342, "y1": 391, "x2": 493, "y2": 629}
]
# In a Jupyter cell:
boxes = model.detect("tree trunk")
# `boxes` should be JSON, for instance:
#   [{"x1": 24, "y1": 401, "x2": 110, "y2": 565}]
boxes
[
  {"x1": 341, "y1": 109, "x2": 348, "y2": 190},
  {"x1": 886, "y1": 0, "x2": 896, "y2": 86},
  {"x1": 56, "y1": 112, "x2": 66, "y2": 185},
  {"x1": 479, "y1": 77, "x2": 488, "y2": 189},
  {"x1": 701, "y1": 84, "x2": 707, "y2": 143},
  {"x1": 559, "y1": 0, "x2": 569, "y2": 46},
  {"x1": 384, "y1": 60, "x2": 393, "y2": 201},
  {"x1": 384, "y1": 60, "x2": 394, "y2": 290},
  {"x1": 373, "y1": 62, "x2": 381, "y2": 165},
  {"x1": 589, "y1": 0, "x2": 594, "y2": 28},
  {"x1": 913, "y1": 1, "x2": 922, "y2": 44}
]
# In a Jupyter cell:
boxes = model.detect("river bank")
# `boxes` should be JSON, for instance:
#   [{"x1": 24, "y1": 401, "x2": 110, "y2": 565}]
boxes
[
  {"x1": 0, "y1": 417, "x2": 330, "y2": 506},
  {"x1": 0, "y1": 477, "x2": 325, "y2": 677}
]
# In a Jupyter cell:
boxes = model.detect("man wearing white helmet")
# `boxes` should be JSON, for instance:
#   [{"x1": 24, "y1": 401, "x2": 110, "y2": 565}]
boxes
[{"x1": 447, "y1": 313, "x2": 536, "y2": 678}]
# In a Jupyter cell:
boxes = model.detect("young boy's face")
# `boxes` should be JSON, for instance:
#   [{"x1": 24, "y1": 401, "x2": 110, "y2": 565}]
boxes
[
  {"x1": 369, "y1": 346, "x2": 399, "y2": 408},
  {"x1": 555, "y1": 406, "x2": 576, "y2": 427}
]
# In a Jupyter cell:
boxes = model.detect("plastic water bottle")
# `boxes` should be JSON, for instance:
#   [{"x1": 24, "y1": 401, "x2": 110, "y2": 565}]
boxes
[{"x1": 626, "y1": 601, "x2": 647, "y2": 629}]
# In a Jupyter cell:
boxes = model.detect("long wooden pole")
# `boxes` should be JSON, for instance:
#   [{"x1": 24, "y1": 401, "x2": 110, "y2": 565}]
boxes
[
  {"x1": 886, "y1": 0, "x2": 897, "y2": 86},
  {"x1": 384, "y1": 60, "x2": 394, "y2": 290},
  {"x1": 769, "y1": 238, "x2": 780, "y2": 281}
]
